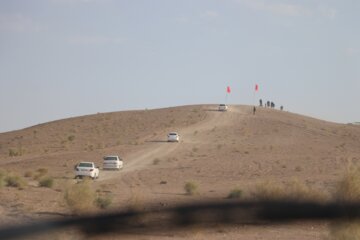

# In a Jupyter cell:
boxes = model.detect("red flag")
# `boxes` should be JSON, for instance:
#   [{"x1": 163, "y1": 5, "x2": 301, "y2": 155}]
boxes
[
  {"x1": 255, "y1": 84, "x2": 259, "y2": 91},
  {"x1": 227, "y1": 86, "x2": 231, "y2": 93}
]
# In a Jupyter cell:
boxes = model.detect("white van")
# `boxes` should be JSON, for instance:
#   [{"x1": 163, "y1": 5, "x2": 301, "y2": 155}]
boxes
[{"x1": 103, "y1": 155, "x2": 123, "y2": 170}]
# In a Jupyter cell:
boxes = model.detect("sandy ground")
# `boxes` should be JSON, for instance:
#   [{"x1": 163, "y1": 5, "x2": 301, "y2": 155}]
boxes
[{"x1": 0, "y1": 104, "x2": 360, "y2": 239}]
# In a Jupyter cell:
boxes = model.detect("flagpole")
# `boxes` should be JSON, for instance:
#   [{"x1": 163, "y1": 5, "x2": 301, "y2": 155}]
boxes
[
  {"x1": 253, "y1": 83, "x2": 256, "y2": 106},
  {"x1": 253, "y1": 89, "x2": 256, "y2": 106},
  {"x1": 226, "y1": 86, "x2": 231, "y2": 104},
  {"x1": 254, "y1": 84, "x2": 259, "y2": 106}
]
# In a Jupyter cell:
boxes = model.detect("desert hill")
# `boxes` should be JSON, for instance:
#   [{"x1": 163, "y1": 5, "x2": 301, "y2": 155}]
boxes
[{"x1": 0, "y1": 104, "x2": 360, "y2": 239}]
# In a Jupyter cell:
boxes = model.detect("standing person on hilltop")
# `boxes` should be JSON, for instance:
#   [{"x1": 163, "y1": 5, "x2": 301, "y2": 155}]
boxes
[
  {"x1": 259, "y1": 99, "x2": 263, "y2": 107},
  {"x1": 280, "y1": 106, "x2": 284, "y2": 111},
  {"x1": 253, "y1": 106, "x2": 256, "y2": 115}
]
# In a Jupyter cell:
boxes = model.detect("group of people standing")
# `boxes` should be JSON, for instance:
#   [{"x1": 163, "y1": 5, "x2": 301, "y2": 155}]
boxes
[
  {"x1": 258, "y1": 99, "x2": 284, "y2": 111},
  {"x1": 252, "y1": 99, "x2": 284, "y2": 115}
]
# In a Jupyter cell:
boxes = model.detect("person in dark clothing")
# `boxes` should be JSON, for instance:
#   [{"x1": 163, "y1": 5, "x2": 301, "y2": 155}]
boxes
[
  {"x1": 259, "y1": 99, "x2": 263, "y2": 107},
  {"x1": 253, "y1": 106, "x2": 256, "y2": 115},
  {"x1": 280, "y1": 106, "x2": 284, "y2": 111}
]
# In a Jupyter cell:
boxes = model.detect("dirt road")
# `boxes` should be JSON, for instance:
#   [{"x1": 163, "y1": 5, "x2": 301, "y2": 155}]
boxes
[{"x1": 98, "y1": 106, "x2": 247, "y2": 181}]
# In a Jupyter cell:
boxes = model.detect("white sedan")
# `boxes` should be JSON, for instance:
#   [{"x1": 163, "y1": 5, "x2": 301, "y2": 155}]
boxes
[
  {"x1": 218, "y1": 104, "x2": 228, "y2": 111},
  {"x1": 103, "y1": 155, "x2": 123, "y2": 170},
  {"x1": 167, "y1": 132, "x2": 180, "y2": 142},
  {"x1": 74, "y1": 162, "x2": 99, "y2": 179}
]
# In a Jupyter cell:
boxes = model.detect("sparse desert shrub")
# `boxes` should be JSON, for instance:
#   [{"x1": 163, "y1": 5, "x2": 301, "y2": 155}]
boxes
[
  {"x1": 37, "y1": 168, "x2": 48, "y2": 175},
  {"x1": 8, "y1": 149, "x2": 15, "y2": 156},
  {"x1": 39, "y1": 176, "x2": 54, "y2": 188},
  {"x1": 252, "y1": 181, "x2": 283, "y2": 201},
  {"x1": 329, "y1": 221, "x2": 360, "y2": 240},
  {"x1": 334, "y1": 168, "x2": 360, "y2": 202},
  {"x1": 184, "y1": 181, "x2": 198, "y2": 195},
  {"x1": 24, "y1": 171, "x2": 33, "y2": 178},
  {"x1": 252, "y1": 180, "x2": 325, "y2": 202},
  {"x1": 95, "y1": 196, "x2": 112, "y2": 209},
  {"x1": 0, "y1": 169, "x2": 5, "y2": 178},
  {"x1": 5, "y1": 174, "x2": 26, "y2": 189},
  {"x1": 67, "y1": 135, "x2": 75, "y2": 141},
  {"x1": 153, "y1": 158, "x2": 160, "y2": 165},
  {"x1": 34, "y1": 168, "x2": 48, "y2": 180},
  {"x1": 227, "y1": 188, "x2": 242, "y2": 199},
  {"x1": 286, "y1": 180, "x2": 326, "y2": 202},
  {"x1": 64, "y1": 180, "x2": 95, "y2": 214},
  {"x1": 0, "y1": 170, "x2": 5, "y2": 188},
  {"x1": 8, "y1": 148, "x2": 22, "y2": 157},
  {"x1": 295, "y1": 166, "x2": 303, "y2": 172},
  {"x1": 329, "y1": 168, "x2": 360, "y2": 240}
]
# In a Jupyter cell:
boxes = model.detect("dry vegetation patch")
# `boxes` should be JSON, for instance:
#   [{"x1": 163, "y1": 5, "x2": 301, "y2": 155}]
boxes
[
  {"x1": 334, "y1": 167, "x2": 360, "y2": 202},
  {"x1": 95, "y1": 195, "x2": 112, "y2": 209},
  {"x1": 64, "y1": 180, "x2": 95, "y2": 214},
  {"x1": 39, "y1": 176, "x2": 54, "y2": 188},
  {"x1": 4, "y1": 174, "x2": 27, "y2": 189},
  {"x1": 227, "y1": 188, "x2": 243, "y2": 199},
  {"x1": 0, "y1": 169, "x2": 5, "y2": 188},
  {"x1": 252, "y1": 179, "x2": 326, "y2": 202},
  {"x1": 184, "y1": 181, "x2": 198, "y2": 195},
  {"x1": 33, "y1": 168, "x2": 48, "y2": 180},
  {"x1": 329, "y1": 167, "x2": 360, "y2": 239}
]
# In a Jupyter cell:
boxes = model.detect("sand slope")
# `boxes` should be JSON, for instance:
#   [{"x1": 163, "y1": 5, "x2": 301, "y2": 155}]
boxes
[{"x1": 0, "y1": 104, "x2": 360, "y2": 239}]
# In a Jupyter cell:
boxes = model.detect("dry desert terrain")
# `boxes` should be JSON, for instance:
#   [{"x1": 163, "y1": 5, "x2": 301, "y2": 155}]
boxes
[{"x1": 0, "y1": 104, "x2": 360, "y2": 239}]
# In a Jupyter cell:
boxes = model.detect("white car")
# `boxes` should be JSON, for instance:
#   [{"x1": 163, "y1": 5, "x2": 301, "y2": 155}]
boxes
[
  {"x1": 74, "y1": 162, "x2": 99, "y2": 179},
  {"x1": 167, "y1": 132, "x2": 180, "y2": 142},
  {"x1": 218, "y1": 104, "x2": 228, "y2": 111},
  {"x1": 103, "y1": 155, "x2": 123, "y2": 170}
]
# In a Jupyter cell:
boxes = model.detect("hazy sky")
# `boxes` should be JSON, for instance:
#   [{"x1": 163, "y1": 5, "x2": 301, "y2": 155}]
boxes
[{"x1": 0, "y1": 0, "x2": 359, "y2": 133}]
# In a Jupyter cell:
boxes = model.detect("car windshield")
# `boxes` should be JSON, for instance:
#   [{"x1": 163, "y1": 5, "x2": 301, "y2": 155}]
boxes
[
  {"x1": 1, "y1": 1, "x2": 358, "y2": 240},
  {"x1": 78, "y1": 163, "x2": 93, "y2": 168}
]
